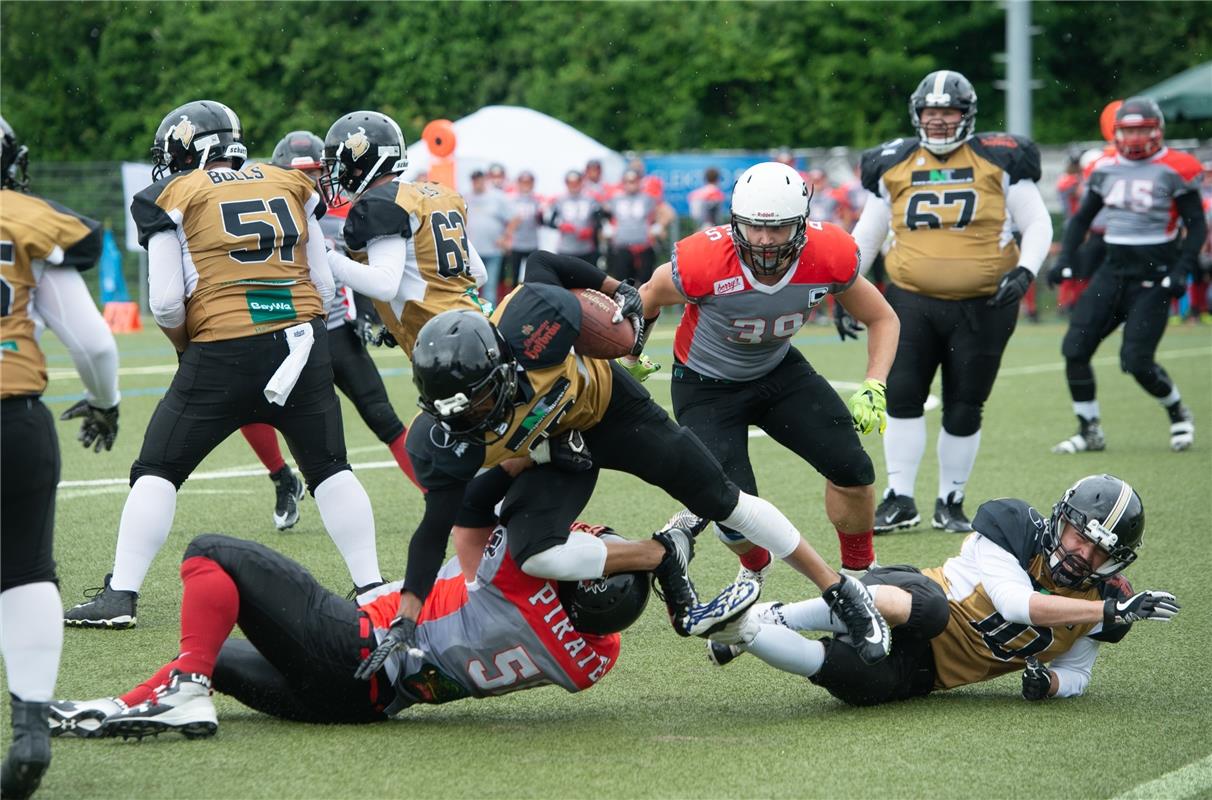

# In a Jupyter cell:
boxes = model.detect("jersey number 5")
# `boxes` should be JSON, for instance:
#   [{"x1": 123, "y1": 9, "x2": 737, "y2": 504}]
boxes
[
  {"x1": 467, "y1": 645, "x2": 540, "y2": 691},
  {"x1": 220, "y1": 198, "x2": 301, "y2": 264},
  {"x1": 905, "y1": 189, "x2": 978, "y2": 231},
  {"x1": 431, "y1": 210, "x2": 471, "y2": 279}
]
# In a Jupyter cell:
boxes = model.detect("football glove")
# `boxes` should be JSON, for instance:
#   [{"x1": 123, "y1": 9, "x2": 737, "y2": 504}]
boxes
[
  {"x1": 834, "y1": 303, "x2": 863, "y2": 341},
  {"x1": 465, "y1": 287, "x2": 495, "y2": 317},
  {"x1": 354, "y1": 616, "x2": 420, "y2": 680},
  {"x1": 358, "y1": 322, "x2": 398, "y2": 348},
  {"x1": 1046, "y1": 260, "x2": 1072, "y2": 289},
  {"x1": 1162, "y1": 261, "x2": 1193, "y2": 299},
  {"x1": 59, "y1": 400, "x2": 119, "y2": 453},
  {"x1": 1021, "y1": 657, "x2": 1052, "y2": 701},
  {"x1": 612, "y1": 280, "x2": 644, "y2": 324},
  {"x1": 617, "y1": 353, "x2": 661, "y2": 383},
  {"x1": 531, "y1": 430, "x2": 593, "y2": 472},
  {"x1": 847, "y1": 378, "x2": 887, "y2": 435},
  {"x1": 988, "y1": 265, "x2": 1034, "y2": 307},
  {"x1": 1103, "y1": 591, "x2": 1180, "y2": 626}
]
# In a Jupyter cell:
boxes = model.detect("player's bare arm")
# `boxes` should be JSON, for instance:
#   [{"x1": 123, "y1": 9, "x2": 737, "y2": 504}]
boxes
[
  {"x1": 836, "y1": 276, "x2": 898, "y2": 383},
  {"x1": 638, "y1": 261, "x2": 685, "y2": 315}
]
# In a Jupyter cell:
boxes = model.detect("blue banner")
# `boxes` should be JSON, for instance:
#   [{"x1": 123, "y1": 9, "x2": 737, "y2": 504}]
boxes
[
  {"x1": 641, "y1": 153, "x2": 767, "y2": 216},
  {"x1": 98, "y1": 228, "x2": 130, "y2": 304}
]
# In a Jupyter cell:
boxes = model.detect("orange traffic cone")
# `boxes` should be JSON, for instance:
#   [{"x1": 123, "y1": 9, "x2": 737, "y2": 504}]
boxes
[{"x1": 103, "y1": 301, "x2": 143, "y2": 333}]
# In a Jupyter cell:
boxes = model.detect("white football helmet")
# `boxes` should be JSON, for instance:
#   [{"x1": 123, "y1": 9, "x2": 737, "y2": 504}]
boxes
[{"x1": 730, "y1": 162, "x2": 809, "y2": 276}]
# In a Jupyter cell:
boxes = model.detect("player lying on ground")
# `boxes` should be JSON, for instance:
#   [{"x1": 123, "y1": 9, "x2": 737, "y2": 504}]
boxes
[
  {"x1": 705, "y1": 474, "x2": 1179, "y2": 705},
  {"x1": 48, "y1": 516, "x2": 758, "y2": 739}
]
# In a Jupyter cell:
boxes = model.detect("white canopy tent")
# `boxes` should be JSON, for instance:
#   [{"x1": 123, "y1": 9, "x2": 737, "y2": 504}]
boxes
[{"x1": 404, "y1": 105, "x2": 625, "y2": 197}]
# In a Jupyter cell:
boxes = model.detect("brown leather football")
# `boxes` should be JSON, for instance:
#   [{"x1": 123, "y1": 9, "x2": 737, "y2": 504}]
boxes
[{"x1": 571, "y1": 288, "x2": 636, "y2": 359}]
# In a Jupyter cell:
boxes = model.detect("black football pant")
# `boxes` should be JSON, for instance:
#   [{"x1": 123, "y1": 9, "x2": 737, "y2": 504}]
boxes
[
  {"x1": 188, "y1": 534, "x2": 394, "y2": 723},
  {"x1": 328, "y1": 323, "x2": 405, "y2": 444},
  {"x1": 0, "y1": 397, "x2": 60, "y2": 591},
  {"x1": 501, "y1": 362, "x2": 740, "y2": 564},
  {"x1": 1061, "y1": 266, "x2": 1175, "y2": 402},
  {"x1": 884, "y1": 283, "x2": 1019, "y2": 436},
  {"x1": 606, "y1": 246, "x2": 656, "y2": 285},
  {"x1": 810, "y1": 565, "x2": 949, "y2": 706}
]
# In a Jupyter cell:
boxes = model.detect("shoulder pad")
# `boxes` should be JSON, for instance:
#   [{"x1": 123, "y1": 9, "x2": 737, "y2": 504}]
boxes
[
  {"x1": 404, "y1": 413, "x2": 483, "y2": 489},
  {"x1": 969, "y1": 133, "x2": 1042, "y2": 183},
  {"x1": 1156, "y1": 149, "x2": 1203, "y2": 183},
  {"x1": 860, "y1": 138, "x2": 917, "y2": 194},
  {"x1": 497, "y1": 283, "x2": 581, "y2": 370},
  {"x1": 130, "y1": 174, "x2": 185, "y2": 249},
  {"x1": 39, "y1": 197, "x2": 102, "y2": 271},
  {"x1": 971, "y1": 498, "x2": 1048, "y2": 570},
  {"x1": 803, "y1": 221, "x2": 859, "y2": 288},
  {"x1": 344, "y1": 183, "x2": 411, "y2": 251},
  {"x1": 672, "y1": 229, "x2": 737, "y2": 299}
]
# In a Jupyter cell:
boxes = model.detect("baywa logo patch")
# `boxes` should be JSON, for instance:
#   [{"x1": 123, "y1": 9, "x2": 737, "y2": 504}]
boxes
[
  {"x1": 505, "y1": 378, "x2": 570, "y2": 451},
  {"x1": 246, "y1": 288, "x2": 297, "y2": 324},
  {"x1": 910, "y1": 167, "x2": 975, "y2": 186}
]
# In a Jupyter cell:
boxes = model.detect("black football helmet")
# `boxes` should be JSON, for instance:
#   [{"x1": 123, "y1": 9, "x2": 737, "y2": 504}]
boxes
[
  {"x1": 1046, "y1": 474, "x2": 1144, "y2": 589},
  {"x1": 1113, "y1": 96, "x2": 1165, "y2": 160},
  {"x1": 322, "y1": 111, "x2": 408, "y2": 206},
  {"x1": 0, "y1": 115, "x2": 30, "y2": 192},
  {"x1": 271, "y1": 130, "x2": 324, "y2": 171},
  {"x1": 909, "y1": 70, "x2": 978, "y2": 155},
  {"x1": 558, "y1": 531, "x2": 651, "y2": 635},
  {"x1": 412, "y1": 310, "x2": 518, "y2": 444},
  {"x1": 151, "y1": 100, "x2": 247, "y2": 181}
]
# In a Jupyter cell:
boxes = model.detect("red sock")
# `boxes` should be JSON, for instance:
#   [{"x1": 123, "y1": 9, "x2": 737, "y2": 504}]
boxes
[
  {"x1": 120, "y1": 662, "x2": 176, "y2": 707},
  {"x1": 172, "y1": 556, "x2": 240, "y2": 677},
  {"x1": 388, "y1": 429, "x2": 422, "y2": 490},
  {"x1": 838, "y1": 530, "x2": 875, "y2": 571},
  {"x1": 241, "y1": 424, "x2": 286, "y2": 474},
  {"x1": 738, "y1": 547, "x2": 771, "y2": 572}
]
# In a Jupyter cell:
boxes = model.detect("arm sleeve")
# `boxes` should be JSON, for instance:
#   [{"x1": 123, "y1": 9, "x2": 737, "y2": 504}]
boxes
[
  {"x1": 972, "y1": 534, "x2": 1036, "y2": 624},
  {"x1": 147, "y1": 230, "x2": 187, "y2": 328},
  {"x1": 34, "y1": 268, "x2": 120, "y2": 408},
  {"x1": 1005, "y1": 181, "x2": 1053, "y2": 275},
  {"x1": 467, "y1": 240, "x2": 488, "y2": 288},
  {"x1": 1060, "y1": 191, "x2": 1105, "y2": 260},
  {"x1": 453, "y1": 466, "x2": 514, "y2": 528},
  {"x1": 1048, "y1": 635, "x2": 1100, "y2": 698},
  {"x1": 1176, "y1": 191, "x2": 1208, "y2": 266},
  {"x1": 522, "y1": 250, "x2": 608, "y2": 289},
  {"x1": 326, "y1": 236, "x2": 406, "y2": 301},
  {"x1": 851, "y1": 196, "x2": 891, "y2": 274},
  {"x1": 306, "y1": 216, "x2": 334, "y2": 306},
  {"x1": 403, "y1": 485, "x2": 465, "y2": 600}
]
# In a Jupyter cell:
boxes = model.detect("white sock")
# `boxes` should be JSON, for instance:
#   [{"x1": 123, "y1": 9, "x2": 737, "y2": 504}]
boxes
[
  {"x1": 1073, "y1": 400, "x2": 1100, "y2": 421},
  {"x1": 776, "y1": 597, "x2": 848, "y2": 634},
  {"x1": 720, "y1": 492, "x2": 800, "y2": 559},
  {"x1": 746, "y1": 624, "x2": 827, "y2": 679},
  {"x1": 110, "y1": 475, "x2": 178, "y2": 592},
  {"x1": 0, "y1": 582, "x2": 63, "y2": 701},
  {"x1": 937, "y1": 429, "x2": 981, "y2": 502},
  {"x1": 1158, "y1": 387, "x2": 1180, "y2": 408},
  {"x1": 314, "y1": 470, "x2": 381, "y2": 587},
  {"x1": 884, "y1": 416, "x2": 926, "y2": 498}
]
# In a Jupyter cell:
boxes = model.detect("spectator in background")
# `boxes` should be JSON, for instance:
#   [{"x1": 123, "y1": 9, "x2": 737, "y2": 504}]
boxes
[
  {"x1": 465, "y1": 169, "x2": 515, "y2": 304},
  {"x1": 504, "y1": 170, "x2": 543, "y2": 290},
  {"x1": 687, "y1": 167, "x2": 726, "y2": 231},
  {"x1": 806, "y1": 168, "x2": 838, "y2": 224},
  {"x1": 1189, "y1": 161, "x2": 1212, "y2": 322},
  {"x1": 547, "y1": 170, "x2": 604, "y2": 267},
  {"x1": 488, "y1": 162, "x2": 511, "y2": 195},
  {"x1": 627, "y1": 157, "x2": 665, "y2": 202},
  {"x1": 604, "y1": 169, "x2": 675, "y2": 284},
  {"x1": 584, "y1": 159, "x2": 606, "y2": 202}
]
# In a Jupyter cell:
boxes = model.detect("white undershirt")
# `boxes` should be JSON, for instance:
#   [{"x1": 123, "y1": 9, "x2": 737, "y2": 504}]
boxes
[
  {"x1": 326, "y1": 231, "x2": 488, "y2": 311},
  {"x1": 32, "y1": 266, "x2": 121, "y2": 408}
]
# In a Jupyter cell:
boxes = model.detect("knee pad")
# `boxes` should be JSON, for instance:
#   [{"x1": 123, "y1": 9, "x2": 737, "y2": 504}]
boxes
[
  {"x1": 183, "y1": 533, "x2": 237, "y2": 562},
  {"x1": 827, "y1": 451, "x2": 875, "y2": 488},
  {"x1": 1061, "y1": 331, "x2": 1094, "y2": 362},
  {"x1": 886, "y1": 398, "x2": 926, "y2": 419},
  {"x1": 129, "y1": 462, "x2": 186, "y2": 491},
  {"x1": 941, "y1": 403, "x2": 982, "y2": 437},
  {"x1": 905, "y1": 582, "x2": 950, "y2": 639},
  {"x1": 1118, "y1": 348, "x2": 1154, "y2": 378}
]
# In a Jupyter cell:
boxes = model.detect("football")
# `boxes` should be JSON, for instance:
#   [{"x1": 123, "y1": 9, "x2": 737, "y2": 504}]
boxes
[{"x1": 571, "y1": 288, "x2": 636, "y2": 359}]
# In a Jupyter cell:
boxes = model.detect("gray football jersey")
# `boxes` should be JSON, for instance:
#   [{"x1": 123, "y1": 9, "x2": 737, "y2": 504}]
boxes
[
  {"x1": 551, "y1": 193, "x2": 602, "y2": 255},
  {"x1": 1086, "y1": 149, "x2": 1203, "y2": 245},
  {"x1": 607, "y1": 192, "x2": 657, "y2": 247},
  {"x1": 671, "y1": 224, "x2": 859, "y2": 381}
]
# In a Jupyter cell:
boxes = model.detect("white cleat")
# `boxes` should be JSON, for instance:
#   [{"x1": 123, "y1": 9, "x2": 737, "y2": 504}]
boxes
[{"x1": 49, "y1": 697, "x2": 126, "y2": 738}]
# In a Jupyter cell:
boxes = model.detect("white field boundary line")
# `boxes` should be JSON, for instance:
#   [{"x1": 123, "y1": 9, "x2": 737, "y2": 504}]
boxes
[{"x1": 1109, "y1": 752, "x2": 1212, "y2": 800}]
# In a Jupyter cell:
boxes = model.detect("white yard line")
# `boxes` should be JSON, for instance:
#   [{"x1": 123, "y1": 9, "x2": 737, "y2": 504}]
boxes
[{"x1": 1109, "y1": 752, "x2": 1212, "y2": 800}]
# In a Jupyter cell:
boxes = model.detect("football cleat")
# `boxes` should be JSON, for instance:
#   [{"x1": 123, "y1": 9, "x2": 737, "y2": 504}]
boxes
[
  {"x1": 99, "y1": 671, "x2": 217, "y2": 740},
  {"x1": 1052, "y1": 416, "x2": 1106, "y2": 454},
  {"x1": 707, "y1": 640, "x2": 744, "y2": 667},
  {"x1": 64, "y1": 574, "x2": 137, "y2": 629},
  {"x1": 651, "y1": 524, "x2": 698, "y2": 636},
  {"x1": 680, "y1": 579, "x2": 761, "y2": 638},
  {"x1": 663, "y1": 509, "x2": 710, "y2": 539},
  {"x1": 49, "y1": 697, "x2": 126, "y2": 738},
  {"x1": 1169, "y1": 405, "x2": 1194, "y2": 452},
  {"x1": 840, "y1": 560, "x2": 880, "y2": 579},
  {"x1": 932, "y1": 492, "x2": 973, "y2": 533},
  {"x1": 270, "y1": 465, "x2": 306, "y2": 530},
  {"x1": 822, "y1": 574, "x2": 891, "y2": 665},
  {"x1": 1, "y1": 699, "x2": 51, "y2": 800},
  {"x1": 734, "y1": 559, "x2": 773, "y2": 589},
  {"x1": 874, "y1": 489, "x2": 920, "y2": 533}
]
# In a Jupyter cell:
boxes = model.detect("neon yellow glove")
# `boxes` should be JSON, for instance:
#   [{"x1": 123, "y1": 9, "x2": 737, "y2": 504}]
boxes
[
  {"x1": 617, "y1": 354, "x2": 661, "y2": 383},
  {"x1": 847, "y1": 378, "x2": 887, "y2": 435},
  {"x1": 465, "y1": 287, "x2": 495, "y2": 317}
]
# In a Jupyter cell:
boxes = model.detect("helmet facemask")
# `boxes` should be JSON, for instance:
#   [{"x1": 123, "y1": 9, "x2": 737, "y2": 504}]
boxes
[
  {"x1": 1114, "y1": 122, "x2": 1163, "y2": 160},
  {"x1": 1, "y1": 133, "x2": 29, "y2": 192},
  {"x1": 1046, "y1": 496, "x2": 1139, "y2": 589},
  {"x1": 911, "y1": 105, "x2": 976, "y2": 156},
  {"x1": 729, "y1": 162, "x2": 811, "y2": 277},
  {"x1": 418, "y1": 356, "x2": 518, "y2": 446},
  {"x1": 731, "y1": 217, "x2": 808, "y2": 276},
  {"x1": 909, "y1": 71, "x2": 978, "y2": 156}
]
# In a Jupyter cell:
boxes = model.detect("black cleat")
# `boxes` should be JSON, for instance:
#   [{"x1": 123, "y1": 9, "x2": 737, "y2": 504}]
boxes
[
  {"x1": 707, "y1": 640, "x2": 743, "y2": 667},
  {"x1": 2, "y1": 698, "x2": 51, "y2": 800},
  {"x1": 270, "y1": 465, "x2": 306, "y2": 530},
  {"x1": 874, "y1": 489, "x2": 920, "y2": 533},
  {"x1": 63, "y1": 574, "x2": 137, "y2": 629},
  {"x1": 823, "y1": 574, "x2": 891, "y2": 665},
  {"x1": 651, "y1": 522, "x2": 698, "y2": 637},
  {"x1": 1052, "y1": 415, "x2": 1106, "y2": 454},
  {"x1": 932, "y1": 491, "x2": 974, "y2": 533}
]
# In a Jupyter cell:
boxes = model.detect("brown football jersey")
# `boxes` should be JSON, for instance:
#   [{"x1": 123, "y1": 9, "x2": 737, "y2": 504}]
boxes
[
  {"x1": 1, "y1": 190, "x2": 101, "y2": 398},
  {"x1": 860, "y1": 133, "x2": 1042, "y2": 300},
  {"x1": 130, "y1": 165, "x2": 324, "y2": 342},
  {"x1": 343, "y1": 179, "x2": 479, "y2": 353}
]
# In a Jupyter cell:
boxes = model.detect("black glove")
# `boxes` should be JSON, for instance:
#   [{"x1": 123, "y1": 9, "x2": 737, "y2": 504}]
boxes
[
  {"x1": 1103, "y1": 591, "x2": 1180, "y2": 626},
  {"x1": 377, "y1": 325, "x2": 399, "y2": 348},
  {"x1": 1021, "y1": 657, "x2": 1052, "y2": 701},
  {"x1": 988, "y1": 266, "x2": 1034, "y2": 307},
  {"x1": 613, "y1": 280, "x2": 644, "y2": 323},
  {"x1": 353, "y1": 315, "x2": 377, "y2": 347},
  {"x1": 354, "y1": 616, "x2": 418, "y2": 680},
  {"x1": 531, "y1": 430, "x2": 593, "y2": 472},
  {"x1": 59, "y1": 399, "x2": 119, "y2": 453},
  {"x1": 1164, "y1": 262, "x2": 1192, "y2": 299},
  {"x1": 1046, "y1": 259, "x2": 1072, "y2": 289},
  {"x1": 833, "y1": 302, "x2": 863, "y2": 341}
]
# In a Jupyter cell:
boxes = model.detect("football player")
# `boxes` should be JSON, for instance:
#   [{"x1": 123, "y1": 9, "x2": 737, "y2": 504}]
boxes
[
  {"x1": 238, "y1": 129, "x2": 423, "y2": 531},
  {"x1": 630, "y1": 160, "x2": 900, "y2": 579},
  {"x1": 851, "y1": 70, "x2": 1053, "y2": 534},
  {"x1": 1, "y1": 114, "x2": 120, "y2": 799},
  {"x1": 46, "y1": 514, "x2": 752, "y2": 739},
  {"x1": 397, "y1": 250, "x2": 891, "y2": 664},
  {"x1": 707, "y1": 475, "x2": 1180, "y2": 707},
  {"x1": 1050, "y1": 98, "x2": 1205, "y2": 454},
  {"x1": 546, "y1": 170, "x2": 605, "y2": 266},
  {"x1": 64, "y1": 101, "x2": 384, "y2": 630}
]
